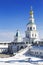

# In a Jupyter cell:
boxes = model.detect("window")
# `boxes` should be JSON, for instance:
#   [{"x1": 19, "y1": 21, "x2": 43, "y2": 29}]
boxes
[
  {"x1": 40, "y1": 52, "x2": 42, "y2": 54},
  {"x1": 30, "y1": 27, "x2": 32, "y2": 30},
  {"x1": 35, "y1": 34, "x2": 36, "y2": 37},
  {"x1": 32, "y1": 34, "x2": 34, "y2": 37},
  {"x1": 33, "y1": 27, "x2": 35, "y2": 30},
  {"x1": 26, "y1": 42, "x2": 28, "y2": 44},
  {"x1": 4, "y1": 43, "x2": 6, "y2": 45}
]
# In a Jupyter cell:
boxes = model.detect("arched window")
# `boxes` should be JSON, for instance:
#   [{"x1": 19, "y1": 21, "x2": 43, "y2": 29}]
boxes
[
  {"x1": 17, "y1": 46, "x2": 19, "y2": 51},
  {"x1": 32, "y1": 34, "x2": 34, "y2": 37},
  {"x1": 30, "y1": 27, "x2": 32, "y2": 30},
  {"x1": 20, "y1": 46, "x2": 24, "y2": 49},
  {"x1": 35, "y1": 34, "x2": 36, "y2": 37},
  {"x1": 33, "y1": 27, "x2": 35, "y2": 30}
]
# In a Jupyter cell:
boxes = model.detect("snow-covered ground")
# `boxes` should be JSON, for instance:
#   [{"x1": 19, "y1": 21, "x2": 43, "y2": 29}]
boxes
[{"x1": 0, "y1": 47, "x2": 43, "y2": 65}]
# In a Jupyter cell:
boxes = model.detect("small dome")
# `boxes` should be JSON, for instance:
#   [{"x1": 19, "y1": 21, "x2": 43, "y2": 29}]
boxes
[
  {"x1": 16, "y1": 30, "x2": 21, "y2": 37},
  {"x1": 14, "y1": 30, "x2": 23, "y2": 42},
  {"x1": 30, "y1": 10, "x2": 33, "y2": 15},
  {"x1": 30, "y1": 6, "x2": 33, "y2": 15}
]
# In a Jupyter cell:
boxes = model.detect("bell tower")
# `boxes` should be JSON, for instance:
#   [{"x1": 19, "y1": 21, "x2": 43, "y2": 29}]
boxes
[{"x1": 25, "y1": 7, "x2": 38, "y2": 44}]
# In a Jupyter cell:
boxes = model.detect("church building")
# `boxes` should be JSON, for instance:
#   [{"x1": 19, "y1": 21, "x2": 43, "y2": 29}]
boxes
[
  {"x1": 0, "y1": 7, "x2": 43, "y2": 57},
  {"x1": 25, "y1": 7, "x2": 39, "y2": 44}
]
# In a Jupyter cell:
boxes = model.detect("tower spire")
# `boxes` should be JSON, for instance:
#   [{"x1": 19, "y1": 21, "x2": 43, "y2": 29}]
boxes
[
  {"x1": 31, "y1": 6, "x2": 32, "y2": 11},
  {"x1": 29, "y1": 6, "x2": 34, "y2": 23},
  {"x1": 30, "y1": 6, "x2": 33, "y2": 17}
]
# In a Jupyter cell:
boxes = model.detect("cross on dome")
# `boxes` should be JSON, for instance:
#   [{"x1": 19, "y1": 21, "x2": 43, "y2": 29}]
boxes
[
  {"x1": 31, "y1": 6, "x2": 32, "y2": 11},
  {"x1": 30, "y1": 6, "x2": 33, "y2": 15}
]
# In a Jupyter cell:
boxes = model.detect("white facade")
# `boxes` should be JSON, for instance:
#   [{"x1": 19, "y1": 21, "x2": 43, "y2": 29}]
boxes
[{"x1": 25, "y1": 7, "x2": 39, "y2": 44}]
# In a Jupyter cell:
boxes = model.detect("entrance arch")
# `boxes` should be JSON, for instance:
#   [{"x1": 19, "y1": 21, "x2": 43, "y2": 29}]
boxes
[{"x1": 20, "y1": 46, "x2": 24, "y2": 50}]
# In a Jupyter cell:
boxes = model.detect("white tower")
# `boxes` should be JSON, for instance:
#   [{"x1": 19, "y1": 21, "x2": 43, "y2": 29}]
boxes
[{"x1": 25, "y1": 7, "x2": 38, "y2": 44}]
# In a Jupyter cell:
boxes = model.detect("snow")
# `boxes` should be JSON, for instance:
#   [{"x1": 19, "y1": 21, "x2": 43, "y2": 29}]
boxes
[
  {"x1": 0, "y1": 45, "x2": 8, "y2": 48},
  {"x1": 0, "y1": 47, "x2": 43, "y2": 65}
]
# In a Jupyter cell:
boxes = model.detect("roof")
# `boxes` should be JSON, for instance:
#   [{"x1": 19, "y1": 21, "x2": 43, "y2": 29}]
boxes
[
  {"x1": 16, "y1": 30, "x2": 21, "y2": 37},
  {"x1": 27, "y1": 22, "x2": 35, "y2": 26},
  {"x1": 31, "y1": 46, "x2": 43, "y2": 50}
]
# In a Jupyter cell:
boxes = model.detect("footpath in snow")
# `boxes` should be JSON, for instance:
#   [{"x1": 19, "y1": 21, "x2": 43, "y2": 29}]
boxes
[{"x1": 0, "y1": 46, "x2": 43, "y2": 65}]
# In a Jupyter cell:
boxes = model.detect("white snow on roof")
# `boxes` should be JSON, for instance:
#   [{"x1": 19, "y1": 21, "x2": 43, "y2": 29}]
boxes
[
  {"x1": 0, "y1": 45, "x2": 8, "y2": 48},
  {"x1": 31, "y1": 46, "x2": 43, "y2": 50},
  {"x1": 0, "y1": 41, "x2": 11, "y2": 43}
]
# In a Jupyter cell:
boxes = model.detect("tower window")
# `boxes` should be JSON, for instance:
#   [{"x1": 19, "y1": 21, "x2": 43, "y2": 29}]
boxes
[
  {"x1": 30, "y1": 27, "x2": 32, "y2": 30},
  {"x1": 33, "y1": 27, "x2": 35, "y2": 30},
  {"x1": 40, "y1": 52, "x2": 42, "y2": 54},
  {"x1": 26, "y1": 42, "x2": 28, "y2": 44},
  {"x1": 32, "y1": 34, "x2": 34, "y2": 37},
  {"x1": 35, "y1": 34, "x2": 36, "y2": 37}
]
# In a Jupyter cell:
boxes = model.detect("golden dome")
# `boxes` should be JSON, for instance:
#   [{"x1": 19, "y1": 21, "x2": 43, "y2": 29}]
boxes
[
  {"x1": 30, "y1": 6, "x2": 33, "y2": 15},
  {"x1": 30, "y1": 10, "x2": 33, "y2": 15}
]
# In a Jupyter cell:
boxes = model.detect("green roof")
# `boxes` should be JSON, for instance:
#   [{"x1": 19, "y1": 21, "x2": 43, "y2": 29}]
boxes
[{"x1": 27, "y1": 22, "x2": 35, "y2": 25}]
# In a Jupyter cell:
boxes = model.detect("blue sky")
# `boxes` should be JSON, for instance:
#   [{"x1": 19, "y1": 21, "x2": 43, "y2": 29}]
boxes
[{"x1": 0, "y1": 0, "x2": 43, "y2": 42}]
